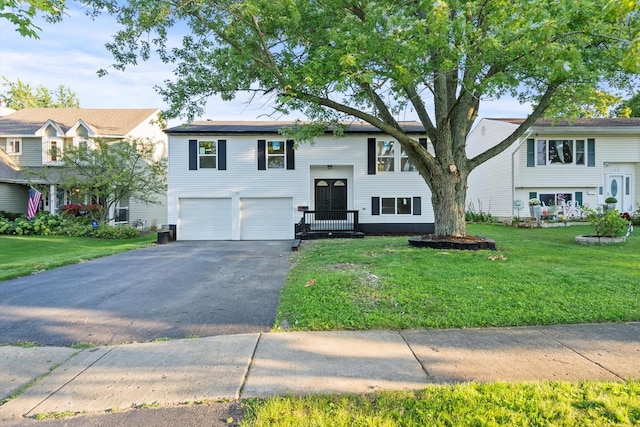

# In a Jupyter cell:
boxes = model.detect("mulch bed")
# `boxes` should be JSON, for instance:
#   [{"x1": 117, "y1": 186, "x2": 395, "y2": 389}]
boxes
[{"x1": 408, "y1": 235, "x2": 497, "y2": 250}]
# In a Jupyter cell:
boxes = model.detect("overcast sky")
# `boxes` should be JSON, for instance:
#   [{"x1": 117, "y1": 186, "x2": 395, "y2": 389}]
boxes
[{"x1": 1, "y1": 2, "x2": 531, "y2": 126}]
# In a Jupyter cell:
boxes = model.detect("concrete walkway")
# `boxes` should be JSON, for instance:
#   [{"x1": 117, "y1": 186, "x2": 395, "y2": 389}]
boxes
[{"x1": 1, "y1": 322, "x2": 639, "y2": 424}]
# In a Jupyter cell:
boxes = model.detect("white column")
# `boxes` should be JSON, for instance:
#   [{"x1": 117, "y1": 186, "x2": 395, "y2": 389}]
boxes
[{"x1": 49, "y1": 184, "x2": 56, "y2": 214}]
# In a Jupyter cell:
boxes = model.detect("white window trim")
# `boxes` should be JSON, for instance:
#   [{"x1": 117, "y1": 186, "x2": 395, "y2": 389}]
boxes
[
  {"x1": 198, "y1": 140, "x2": 217, "y2": 169},
  {"x1": 267, "y1": 140, "x2": 286, "y2": 169},
  {"x1": 381, "y1": 197, "x2": 413, "y2": 215},
  {"x1": 536, "y1": 139, "x2": 586, "y2": 166},
  {"x1": 6, "y1": 138, "x2": 22, "y2": 155},
  {"x1": 377, "y1": 140, "x2": 417, "y2": 172},
  {"x1": 400, "y1": 147, "x2": 417, "y2": 172},
  {"x1": 42, "y1": 138, "x2": 63, "y2": 164},
  {"x1": 377, "y1": 140, "x2": 395, "y2": 172}
]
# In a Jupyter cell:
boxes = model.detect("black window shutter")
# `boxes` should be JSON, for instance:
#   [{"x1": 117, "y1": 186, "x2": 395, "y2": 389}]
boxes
[
  {"x1": 529, "y1": 191, "x2": 537, "y2": 200},
  {"x1": 367, "y1": 138, "x2": 376, "y2": 175},
  {"x1": 188, "y1": 139, "x2": 198, "y2": 170},
  {"x1": 526, "y1": 139, "x2": 535, "y2": 167},
  {"x1": 419, "y1": 138, "x2": 428, "y2": 149},
  {"x1": 587, "y1": 138, "x2": 595, "y2": 167},
  {"x1": 413, "y1": 197, "x2": 421, "y2": 215},
  {"x1": 575, "y1": 191, "x2": 583, "y2": 206},
  {"x1": 371, "y1": 197, "x2": 380, "y2": 215},
  {"x1": 286, "y1": 140, "x2": 295, "y2": 170},
  {"x1": 218, "y1": 140, "x2": 227, "y2": 170},
  {"x1": 257, "y1": 140, "x2": 266, "y2": 170}
]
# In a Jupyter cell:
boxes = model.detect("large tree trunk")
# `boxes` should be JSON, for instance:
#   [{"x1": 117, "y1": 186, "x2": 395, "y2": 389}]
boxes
[{"x1": 429, "y1": 166, "x2": 469, "y2": 237}]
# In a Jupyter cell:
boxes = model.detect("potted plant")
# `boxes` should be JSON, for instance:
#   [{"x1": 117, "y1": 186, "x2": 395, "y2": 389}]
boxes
[
  {"x1": 605, "y1": 196, "x2": 617, "y2": 210},
  {"x1": 528, "y1": 198, "x2": 542, "y2": 220}
]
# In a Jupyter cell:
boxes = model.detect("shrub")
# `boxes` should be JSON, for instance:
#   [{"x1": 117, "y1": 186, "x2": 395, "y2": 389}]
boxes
[
  {"x1": 632, "y1": 203, "x2": 640, "y2": 226},
  {"x1": 0, "y1": 212, "x2": 64, "y2": 235},
  {"x1": 0, "y1": 211, "x2": 22, "y2": 221},
  {"x1": 60, "y1": 204, "x2": 83, "y2": 217},
  {"x1": 58, "y1": 220, "x2": 93, "y2": 237},
  {"x1": 91, "y1": 224, "x2": 139, "y2": 239},
  {"x1": 583, "y1": 207, "x2": 630, "y2": 237}
]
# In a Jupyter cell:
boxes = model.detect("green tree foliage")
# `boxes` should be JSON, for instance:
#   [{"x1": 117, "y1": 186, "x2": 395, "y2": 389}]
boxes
[
  {"x1": 0, "y1": 0, "x2": 66, "y2": 38},
  {"x1": 1, "y1": 77, "x2": 80, "y2": 109},
  {"x1": 614, "y1": 92, "x2": 640, "y2": 117},
  {"x1": 544, "y1": 89, "x2": 622, "y2": 118},
  {"x1": 84, "y1": 0, "x2": 640, "y2": 236},
  {"x1": 39, "y1": 138, "x2": 167, "y2": 222}
]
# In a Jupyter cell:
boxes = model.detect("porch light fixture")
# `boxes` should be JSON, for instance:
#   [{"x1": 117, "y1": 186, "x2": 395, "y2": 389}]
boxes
[{"x1": 327, "y1": 165, "x2": 333, "y2": 169}]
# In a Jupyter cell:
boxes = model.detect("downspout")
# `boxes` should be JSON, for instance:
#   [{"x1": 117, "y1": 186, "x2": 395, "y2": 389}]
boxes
[{"x1": 511, "y1": 129, "x2": 533, "y2": 217}]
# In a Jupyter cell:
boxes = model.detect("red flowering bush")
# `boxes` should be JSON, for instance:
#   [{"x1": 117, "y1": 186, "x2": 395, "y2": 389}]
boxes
[
  {"x1": 85, "y1": 204, "x2": 102, "y2": 213},
  {"x1": 60, "y1": 204, "x2": 83, "y2": 216}
]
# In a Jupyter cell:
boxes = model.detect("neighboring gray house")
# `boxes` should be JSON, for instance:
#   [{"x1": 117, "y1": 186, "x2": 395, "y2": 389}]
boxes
[
  {"x1": 467, "y1": 118, "x2": 640, "y2": 219},
  {"x1": 0, "y1": 108, "x2": 168, "y2": 227}
]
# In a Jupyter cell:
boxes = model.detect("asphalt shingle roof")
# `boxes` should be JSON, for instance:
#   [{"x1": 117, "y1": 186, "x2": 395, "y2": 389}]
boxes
[
  {"x1": 492, "y1": 117, "x2": 640, "y2": 128},
  {"x1": 0, "y1": 108, "x2": 159, "y2": 136},
  {"x1": 166, "y1": 120, "x2": 426, "y2": 134}
]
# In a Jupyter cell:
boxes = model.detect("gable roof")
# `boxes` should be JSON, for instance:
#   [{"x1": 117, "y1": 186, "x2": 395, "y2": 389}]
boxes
[
  {"x1": 0, "y1": 146, "x2": 24, "y2": 182},
  {"x1": 0, "y1": 108, "x2": 160, "y2": 137},
  {"x1": 166, "y1": 120, "x2": 426, "y2": 135}
]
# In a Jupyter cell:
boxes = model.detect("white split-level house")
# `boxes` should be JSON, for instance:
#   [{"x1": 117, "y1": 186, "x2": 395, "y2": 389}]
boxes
[
  {"x1": 0, "y1": 108, "x2": 168, "y2": 226},
  {"x1": 467, "y1": 118, "x2": 640, "y2": 219},
  {"x1": 165, "y1": 121, "x2": 435, "y2": 240}
]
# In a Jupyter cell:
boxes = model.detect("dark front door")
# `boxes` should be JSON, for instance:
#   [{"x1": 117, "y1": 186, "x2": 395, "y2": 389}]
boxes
[{"x1": 315, "y1": 179, "x2": 347, "y2": 220}]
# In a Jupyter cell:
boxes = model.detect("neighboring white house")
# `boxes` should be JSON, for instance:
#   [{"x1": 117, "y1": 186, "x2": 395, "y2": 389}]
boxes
[
  {"x1": 165, "y1": 121, "x2": 434, "y2": 240},
  {"x1": 467, "y1": 118, "x2": 640, "y2": 219},
  {"x1": 0, "y1": 108, "x2": 168, "y2": 227}
]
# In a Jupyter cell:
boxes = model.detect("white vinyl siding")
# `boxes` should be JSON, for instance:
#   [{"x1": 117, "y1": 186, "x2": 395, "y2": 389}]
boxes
[
  {"x1": 467, "y1": 119, "x2": 640, "y2": 218},
  {"x1": 167, "y1": 132, "x2": 434, "y2": 236}
]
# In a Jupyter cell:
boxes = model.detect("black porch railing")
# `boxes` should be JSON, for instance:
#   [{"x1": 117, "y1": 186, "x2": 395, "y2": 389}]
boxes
[{"x1": 298, "y1": 210, "x2": 360, "y2": 234}]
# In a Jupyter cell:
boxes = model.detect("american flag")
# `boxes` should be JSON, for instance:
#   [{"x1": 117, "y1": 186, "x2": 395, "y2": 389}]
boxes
[{"x1": 27, "y1": 187, "x2": 42, "y2": 219}]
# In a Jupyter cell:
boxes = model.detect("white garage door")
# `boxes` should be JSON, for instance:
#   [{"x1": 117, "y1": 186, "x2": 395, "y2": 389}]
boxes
[
  {"x1": 178, "y1": 198, "x2": 232, "y2": 240},
  {"x1": 241, "y1": 198, "x2": 293, "y2": 240}
]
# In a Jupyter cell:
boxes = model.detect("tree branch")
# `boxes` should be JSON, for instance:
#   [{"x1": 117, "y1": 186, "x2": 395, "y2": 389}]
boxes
[
  {"x1": 468, "y1": 83, "x2": 561, "y2": 169},
  {"x1": 403, "y1": 85, "x2": 437, "y2": 139}
]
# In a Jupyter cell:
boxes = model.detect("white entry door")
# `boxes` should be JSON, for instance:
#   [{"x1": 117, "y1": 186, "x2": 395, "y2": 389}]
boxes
[{"x1": 606, "y1": 175, "x2": 624, "y2": 212}]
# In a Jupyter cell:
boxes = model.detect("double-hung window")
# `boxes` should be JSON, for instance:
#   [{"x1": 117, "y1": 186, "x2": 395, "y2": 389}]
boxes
[
  {"x1": 374, "y1": 140, "x2": 416, "y2": 172},
  {"x1": 400, "y1": 148, "x2": 416, "y2": 171},
  {"x1": 377, "y1": 140, "x2": 395, "y2": 172},
  {"x1": 267, "y1": 141, "x2": 285, "y2": 169},
  {"x1": 6, "y1": 138, "x2": 21, "y2": 155},
  {"x1": 198, "y1": 141, "x2": 217, "y2": 169},
  {"x1": 43, "y1": 138, "x2": 62, "y2": 163}
]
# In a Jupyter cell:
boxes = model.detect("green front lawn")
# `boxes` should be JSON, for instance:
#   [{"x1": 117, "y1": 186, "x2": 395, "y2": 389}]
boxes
[
  {"x1": 276, "y1": 224, "x2": 640, "y2": 331},
  {"x1": 242, "y1": 381, "x2": 640, "y2": 426},
  {"x1": 0, "y1": 234, "x2": 157, "y2": 281}
]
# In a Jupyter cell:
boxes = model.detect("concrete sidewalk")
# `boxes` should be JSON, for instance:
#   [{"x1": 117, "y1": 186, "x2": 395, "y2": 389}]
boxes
[{"x1": 1, "y1": 322, "x2": 639, "y2": 423}]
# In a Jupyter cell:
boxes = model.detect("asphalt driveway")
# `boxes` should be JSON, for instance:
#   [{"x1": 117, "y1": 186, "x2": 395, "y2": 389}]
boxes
[{"x1": 0, "y1": 241, "x2": 292, "y2": 346}]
